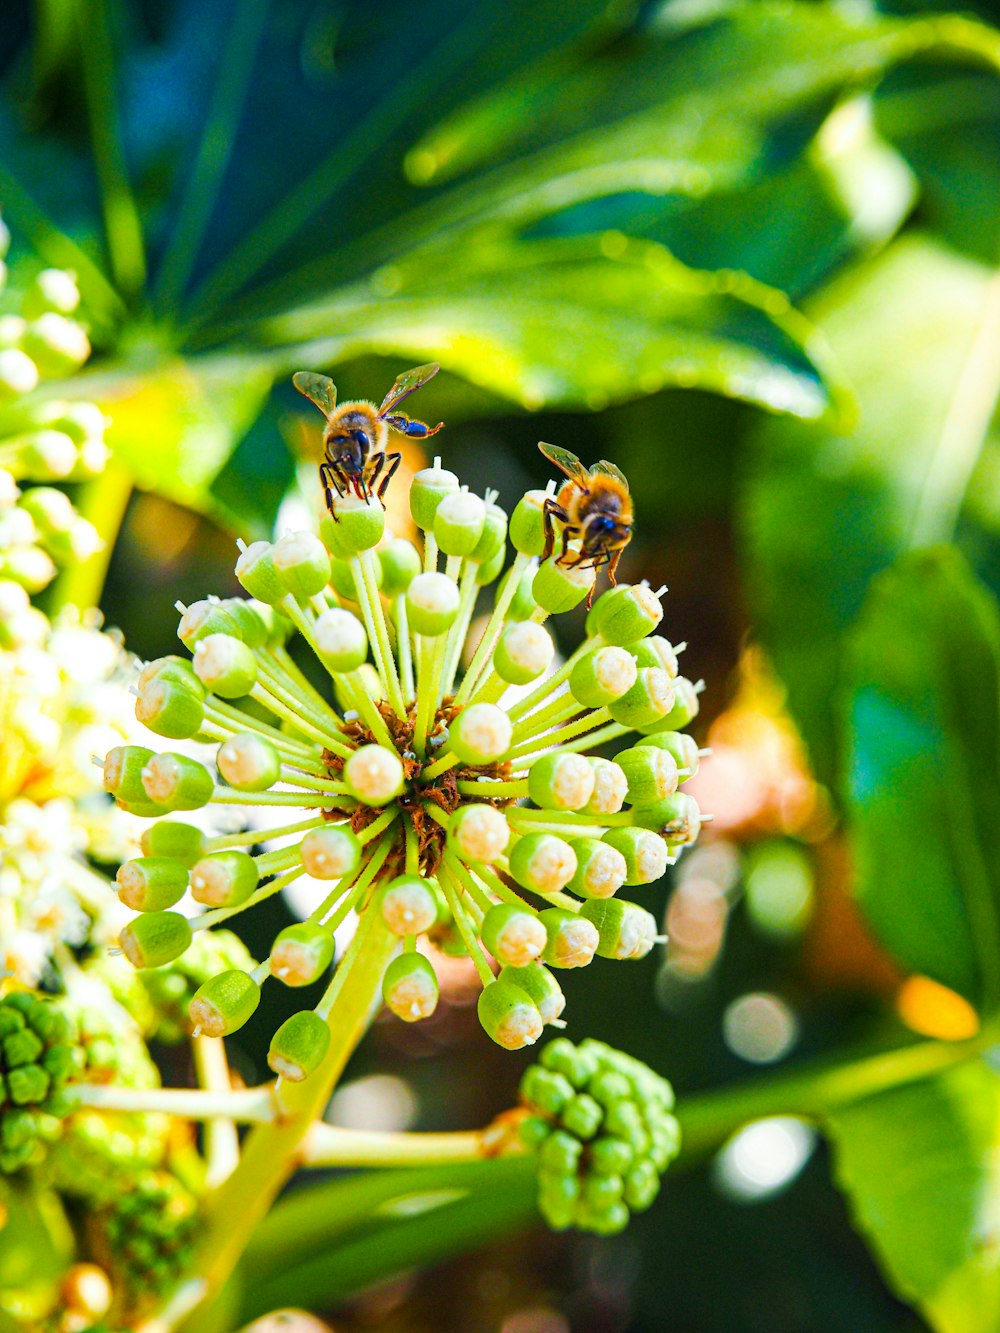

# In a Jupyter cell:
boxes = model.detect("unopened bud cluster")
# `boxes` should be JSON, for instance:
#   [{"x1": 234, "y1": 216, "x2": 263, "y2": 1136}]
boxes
[{"x1": 0, "y1": 992, "x2": 84, "y2": 1173}]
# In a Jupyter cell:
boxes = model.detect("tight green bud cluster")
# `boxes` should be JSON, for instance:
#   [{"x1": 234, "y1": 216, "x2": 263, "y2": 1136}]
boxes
[
  {"x1": 95, "y1": 1169, "x2": 199, "y2": 1309},
  {"x1": 0, "y1": 992, "x2": 84, "y2": 1173},
  {"x1": 519, "y1": 1037, "x2": 680, "y2": 1234}
]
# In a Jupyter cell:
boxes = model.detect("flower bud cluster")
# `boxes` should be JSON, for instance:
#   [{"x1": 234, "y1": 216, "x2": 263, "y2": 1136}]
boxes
[
  {"x1": 518, "y1": 1037, "x2": 680, "y2": 1234},
  {"x1": 0, "y1": 992, "x2": 84, "y2": 1173},
  {"x1": 93, "y1": 1169, "x2": 199, "y2": 1312}
]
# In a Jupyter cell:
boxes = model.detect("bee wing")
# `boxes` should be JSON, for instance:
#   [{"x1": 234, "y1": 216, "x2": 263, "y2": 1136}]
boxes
[
  {"x1": 539, "y1": 441, "x2": 590, "y2": 484},
  {"x1": 378, "y1": 363, "x2": 440, "y2": 416},
  {"x1": 593, "y1": 459, "x2": 630, "y2": 492},
  {"x1": 293, "y1": 372, "x2": 338, "y2": 418}
]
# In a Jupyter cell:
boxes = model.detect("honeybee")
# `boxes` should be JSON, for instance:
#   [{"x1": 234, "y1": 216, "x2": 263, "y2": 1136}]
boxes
[
  {"x1": 539, "y1": 443, "x2": 633, "y2": 596},
  {"x1": 293, "y1": 363, "x2": 444, "y2": 514}
]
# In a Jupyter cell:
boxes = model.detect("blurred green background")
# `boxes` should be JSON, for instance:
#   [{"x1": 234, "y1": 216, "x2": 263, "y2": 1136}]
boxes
[{"x1": 7, "y1": 0, "x2": 1000, "y2": 1327}]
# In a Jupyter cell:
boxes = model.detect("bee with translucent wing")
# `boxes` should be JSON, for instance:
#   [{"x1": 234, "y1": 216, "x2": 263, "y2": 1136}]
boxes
[
  {"x1": 293, "y1": 363, "x2": 444, "y2": 516},
  {"x1": 539, "y1": 443, "x2": 634, "y2": 601}
]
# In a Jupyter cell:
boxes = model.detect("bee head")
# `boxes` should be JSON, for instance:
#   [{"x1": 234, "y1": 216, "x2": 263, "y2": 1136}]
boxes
[{"x1": 583, "y1": 511, "x2": 630, "y2": 553}]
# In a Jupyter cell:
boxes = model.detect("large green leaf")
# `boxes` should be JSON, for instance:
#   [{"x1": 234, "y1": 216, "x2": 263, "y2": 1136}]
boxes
[
  {"x1": 742, "y1": 235, "x2": 1000, "y2": 781},
  {"x1": 844, "y1": 550, "x2": 1000, "y2": 1011},
  {"x1": 829, "y1": 1060, "x2": 1000, "y2": 1333}
]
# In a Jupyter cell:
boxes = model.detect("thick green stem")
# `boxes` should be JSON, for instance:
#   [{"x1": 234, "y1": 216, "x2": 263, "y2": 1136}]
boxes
[{"x1": 48, "y1": 461, "x2": 132, "y2": 614}]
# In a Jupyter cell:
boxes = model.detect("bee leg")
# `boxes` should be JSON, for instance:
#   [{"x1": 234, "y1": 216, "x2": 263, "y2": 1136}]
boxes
[
  {"x1": 558, "y1": 520, "x2": 577, "y2": 567},
  {"x1": 542, "y1": 498, "x2": 565, "y2": 562},
  {"x1": 367, "y1": 452, "x2": 386, "y2": 498},
  {"x1": 383, "y1": 412, "x2": 445, "y2": 438},
  {"x1": 606, "y1": 548, "x2": 623, "y2": 586},
  {"x1": 377, "y1": 453, "x2": 402, "y2": 501},
  {"x1": 319, "y1": 462, "x2": 344, "y2": 518}
]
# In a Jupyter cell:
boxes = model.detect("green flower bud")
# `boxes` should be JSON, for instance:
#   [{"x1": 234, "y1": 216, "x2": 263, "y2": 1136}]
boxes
[
  {"x1": 189, "y1": 970, "x2": 260, "y2": 1037},
  {"x1": 624, "y1": 1158, "x2": 661, "y2": 1211},
  {"x1": 569, "y1": 645, "x2": 637, "y2": 708},
  {"x1": 116, "y1": 858, "x2": 189, "y2": 912},
  {"x1": 475, "y1": 541, "x2": 507, "y2": 587},
  {"x1": 103, "y1": 745, "x2": 156, "y2": 805},
  {"x1": 566, "y1": 838, "x2": 628, "y2": 900},
  {"x1": 560, "y1": 1092, "x2": 603, "y2": 1140},
  {"x1": 192, "y1": 633, "x2": 257, "y2": 698},
  {"x1": 631, "y1": 792, "x2": 701, "y2": 847},
  {"x1": 329, "y1": 555, "x2": 364, "y2": 601},
  {"x1": 614, "y1": 745, "x2": 679, "y2": 805},
  {"x1": 540, "y1": 1036, "x2": 600, "y2": 1086},
  {"x1": 235, "y1": 540, "x2": 285, "y2": 604},
  {"x1": 380, "y1": 875, "x2": 439, "y2": 936},
  {"x1": 481, "y1": 903, "x2": 547, "y2": 967},
  {"x1": 313, "y1": 606, "x2": 368, "y2": 673},
  {"x1": 410, "y1": 462, "x2": 459, "y2": 531},
  {"x1": 509, "y1": 832, "x2": 577, "y2": 896},
  {"x1": 301, "y1": 825, "x2": 362, "y2": 879},
  {"x1": 190, "y1": 850, "x2": 259, "y2": 908},
  {"x1": 591, "y1": 583, "x2": 663, "y2": 646},
  {"x1": 500, "y1": 562, "x2": 540, "y2": 621},
  {"x1": 120, "y1": 912, "x2": 193, "y2": 969},
  {"x1": 519, "y1": 1115, "x2": 552, "y2": 1149},
  {"x1": 590, "y1": 1136, "x2": 635, "y2": 1176},
  {"x1": 478, "y1": 980, "x2": 543, "y2": 1050},
  {"x1": 601, "y1": 827, "x2": 669, "y2": 886},
  {"x1": 378, "y1": 537, "x2": 422, "y2": 595},
  {"x1": 3, "y1": 1028, "x2": 43, "y2": 1068},
  {"x1": 631, "y1": 636, "x2": 679, "y2": 678},
  {"x1": 22, "y1": 314, "x2": 89, "y2": 375},
  {"x1": 541, "y1": 1129, "x2": 583, "y2": 1173},
  {"x1": 521, "y1": 1063, "x2": 575, "y2": 1115},
  {"x1": 267, "y1": 1011, "x2": 331, "y2": 1082},
  {"x1": 217, "y1": 732, "x2": 282, "y2": 791},
  {"x1": 635, "y1": 729, "x2": 700, "y2": 778},
  {"x1": 221, "y1": 598, "x2": 270, "y2": 648},
  {"x1": 270, "y1": 922, "x2": 335, "y2": 986},
  {"x1": 272, "y1": 530, "x2": 331, "y2": 598},
  {"x1": 141, "y1": 752, "x2": 214, "y2": 811},
  {"x1": 582, "y1": 758, "x2": 628, "y2": 816},
  {"x1": 608, "y1": 667, "x2": 674, "y2": 729},
  {"x1": 540, "y1": 908, "x2": 599, "y2": 969},
  {"x1": 532, "y1": 556, "x2": 594, "y2": 614},
  {"x1": 580, "y1": 898, "x2": 659, "y2": 960},
  {"x1": 538, "y1": 1171, "x2": 581, "y2": 1230},
  {"x1": 434, "y1": 489, "x2": 486, "y2": 556},
  {"x1": 177, "y1": 599, "x2": 242, "y2": 649},
  {"x1": 636, "y1": 676, "x2": 700, "y2": 734},
  {"x1": 470, "y1": 502, "x2": 507, "y2": 565},
  {"x1": 0, "y1": 544, "x2": 56, "y2": 591},
  {"x1": 500, "y1": 963, "x2": 565, "y2": 1024},
  {"x1": 343, "y1": 743, "x2": 405, "y2": 805},
  {"x1": 494, "y1": 621, "x2": 554, "y2": 685},
  {"x1": 0, "y1": 349, "x2": 39, "y2": 401},
  {"x1": 509, "y1": 489, "x2": 549, "y2": 556},
  {"x1": 135, "y1": 677, "x2": 206, "y2": 740},
  {"x1": 23, "y1": 268, "x2": 80, "y2": 318},
  {"x1": 321, "y1": 494, "x2": 386, "y2": 554},
  {"x1": 42, "y1": 515, "x2": 101, "y2": 564},
  {"x1": 447, "y1": 803, "x2": 510, "y2": 862},
  {"x1": 406, "y1": 571, "x2": 459, "y2": 636},
  {"x1": 527, "y1": 752, "x2": 595, "y2": 812},
  {"x1": 336, "y1": 661, "x2": 383, "y2": 711},
  {"x1": 383, "y1": 952, "x2": 440, "y2": 1022},
  {"x1": 138, "y1": 654, "x2": 204, "y2": 693},
  {"x1": 449, "y1": 703, "x2": 512, "y2": 765},
  {"x1": 17, "y1": 485, "x2": 74, "y2": 533}
]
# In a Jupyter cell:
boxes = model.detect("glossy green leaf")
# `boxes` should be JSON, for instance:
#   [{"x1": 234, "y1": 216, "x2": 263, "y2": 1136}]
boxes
[{"x1": 829, "y1": 1059, "x2": 1000, "y2": 1333}]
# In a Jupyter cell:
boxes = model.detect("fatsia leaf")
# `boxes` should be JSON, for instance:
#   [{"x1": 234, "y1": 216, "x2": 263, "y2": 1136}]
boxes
[
  {"x1": 844, "y1": 549, "x2": 1000, "y2": 1011},
  {"x1": 829, "y1": 1060, "x2": 1000, "y2": 1333}
]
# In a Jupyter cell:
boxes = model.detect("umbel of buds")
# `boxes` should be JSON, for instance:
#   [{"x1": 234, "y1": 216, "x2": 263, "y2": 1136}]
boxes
[
  {"x1": 0, "y1": 991, "x2": 84, "y2": 1173},
  {"x1": 105, "y1": 454, "x2": 704, "y2": 1072}
]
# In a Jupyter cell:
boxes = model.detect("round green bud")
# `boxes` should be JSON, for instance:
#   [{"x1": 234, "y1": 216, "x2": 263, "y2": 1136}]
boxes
[
  {"x1": 301, "y1": 825, "x2": 362, "y2": 879},
  {"x1": 0, "y1": 545, "x2": 55, "y2": 592},
  {"x1": 540, "y1": 908, "x2": 600, "y2": 969},
  {"x1": 631, "y1": 792, "x2": 701, "y2": 847},
  {"x1": 588, "y1": 1068, "x2": 631, "y2": 1107},
  {"x1": 116, "y1": 857, "x2": 189, "y2": 912},
  {"x1": 566, "y1": 838, "x2": 628, "y2": 900},
  {"x1": 235, "y1": 540, "x2": 285, "y2": 605},
  {"x1": 24, "y1": 268, "x2": 80, "y2": 318},
  {"x1": 434, "y1": 489, "x2": 486, "y2": 557},
  {"x1": 378, "y1": 537, "x2": 422, "y2": 596},
  {"x1": 22, "y1": 314, "x2": 89, "y2": 375},
  {"x1": 624, "y1": 1158, "x2": 661, "y2": 1212},
  {"x1": 614, "y1": 745, "x2": 679, "y2": 805},
  {"x1": 478, "y1": 980, "x2": 543, "y2": 1050},
  {"x1": 532, "y1": 556, "x2": 594, "y2": 614},
  {"x1": 380, "y1": 875, "x2": 439, "y2": 936},
  {"x1": 569, "y1": 646, "x2": 637, "y2": 708},
  {"x1": 631, "y1": 636, "x2": 679, "y2": 678},
  {"x1": 410, "y1": 462, "x2": 459, "y2": 531},
  {"x1": 540, "y1": 1036, "x2": 600, "y2": 1086},
  {"x1": 519, "y1": 1115, "x2": 552, "y2": 1150},
  {"x1": 499, "y1": 963, "x2": 565, "y2": 1024},
  {"x1": 406, "y1": 571, "x2": 459, "y2": 636},
  {"x1": 580, "y1": 898, "x2": 659, "y2": 959},
  {"x1": 527, "y1": 752, "x2": 596, "y2": 812},
  {"x1": 481, "y1": 903, "x2": 547, "y2": 967},
  {"x1": 140, "y1": 820, "x2": 205, "y2": 867},
  {"x1": 608, "y1": 667, "x2": 674, "y2": 729},
  {"x1": 189, "y1": 970, "x2": 260, "y2": 1037},
  {"x1": 141, "y1": 752, "x2": 214, "y2": 812},
  {"x1": 178, "y1": 599, "x2": 242, "y2": 649},
  {"x1": 383, "y1": 952, "x2": 440, "y2": 1022},
  {"x1": 447, "y1": 803, "x2": 510, "y2": 862},
  {"x1": 336, "y1": 661, "x2": 383, "y2": 711},
  {"x1": 509, "y1": 489, "x2": 549, "y2": 557},
  {"x1": 590, "y1": 1136, "x2": 635, "y2": 1176},
  {"x1": 42, "y1": 515, "x2": 101, "y2": 565},
  {"x1": 120, "y1": 912, "x2": 192, "y2": 969},
  {"x1": 636, "y1": 675, "x2": 700, "y2": 734},
  {"x1": 267, "y1": 1011, "x2": 330, "y2": 1083},
  {"x1": 270, "y1": 922, "x2": 335, "y2": 986},
  {"x1": 540, "y1": 1130, "x2": 583, "y2": 1173},
  {"x1": 560, "y1": 1092, "x2": 604, "y2": 1140},
  {"x1": 135, "y1": 677, "x2": 206, "y2": 740},
  {"x1": 538, "y1": 1171, "x2": 582, "y2": 1230},
  {"x1": 509, "y1": 832, "x2": 577, "y2": 896},
  {"x1": 635, "y1": 729, "x2": 700, "y2": 778},
  {"x1": 17, "y1": 485, "x2": 74, "y2": 533},
  {"x1": 501, "y1": 562, "x2": 539, "y2": 621},
  {"x1": 313, "y1": 606, "x2": 368, "y2": 673},
  {"x1": 217, "y1": 732, "x2": 281, "y2": 791},
  {"x1": 272, "y1": 530, "x2": 331, "y2": 598},
  {"x1": 470, "y1": 502, "x2": 507, "y2": 565},
  {"x1": 190, "y1": 850, "x2": 259, "y2": 908},
  {"x1": 0, "y1": 349, "x2": 39, "y2": 401},
  {"x1": 449, "y1": 703, "x2": 512, "y2": 765},
  {"x1": 325, "y1": 493, "x2": 386, "y2": 552},
  {"x1": 220, "y1": 598, "x2": 270, "y2": 648},
  {"x1": 103, "y1": 745, "x2": 156, "y2": 805},
  {"x1": 343, "y1": 743, "x2": 405, "y2": 805},
  {"x1": 582, "y1": 757, "x2": 628, "y2": 816},
  {"x1": 329, "y1": 555, "x2": 362, "y2": 602},
  {"x1": 138, "y1": 654, "x2": 204, "y2": 694},
  {"x1": 475, "y1": 542, "x2": 507, "y2": 587},
  {"x1": 591, "y1": 583, "x2": 663, "y2": 646},
  {"x1": 494, "y1": 621, "x2": 554, "y2": 685},
  {"x1": 192, "y1": 633, "x2": 258, "y2": 699},
  {"x1": 583, "y1": 1172, "x2": 625, "y2": 1211},
  {"x1": 601, "y1": 827, "x2": 669, "y2": 886}
]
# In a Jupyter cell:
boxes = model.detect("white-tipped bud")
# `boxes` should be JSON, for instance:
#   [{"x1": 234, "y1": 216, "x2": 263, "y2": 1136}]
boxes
[
  {"x1": 0, "y1": 348, "x2": 39, "y2": 399},
  {"x1": 494, "y1": 621, "x2": 555, "y2": 685},
  {"x1": 380, "y1": 875, "x2": 438, "y2": 936},
  {"x1": 314, "y1": 606, "x2": 368, "y2": 673},
  {"x1": 433, "y1": 489, "x2": 487, "y2": 557},
  {"x1": 448, "y1": 804, "x2": 510, "y2": 862},
  {"x1": 272, "y1": 530, "x2": 331, "y2": 598},
  {"x1": 570, "y1": 646, "x2": 638, "y2": 708},
  {"x1": 301, "y1": 826, "x2": 362, "y2": 879},
  {"x1": 192, "y1": 633, "x2": 257, "y2": 698},
  {"x1": 509, "y1": 832, "x2": 577, "y2": 895},
  {"x1": 449, "y1": 703, "x2": 512, "y2": 766},
  {"x1": 583, "y1": 758, "x2": 628, "y2": 815},
  {"x1": 217, "y1": 732, "x2": 281, "y2": 792},
  {"x1": 527, "y1": 752, "x2": 596, "y2": 812},
  {"x1": 406, "y1": 571, "x2": 460, "y2": 636},
  {"x1": 343, "y1": 743, "x2": 405, "y2": 806}
]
